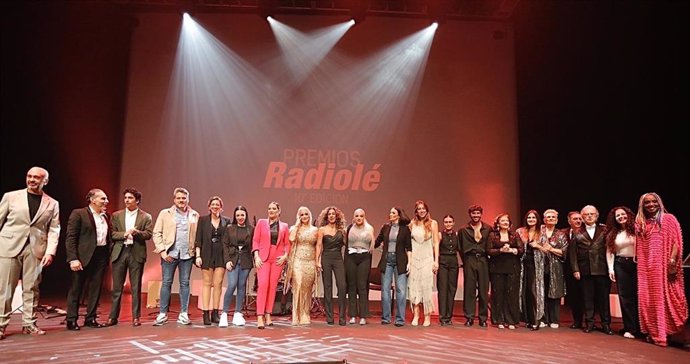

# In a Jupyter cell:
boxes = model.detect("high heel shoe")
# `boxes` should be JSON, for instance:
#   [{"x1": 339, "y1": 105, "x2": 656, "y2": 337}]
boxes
[
  {"x1": 265, "y1": 313, "x2": 273, "y2": 326},
  {"x1": 257, "y1": 315, "x2": 265, "y2": 329}
]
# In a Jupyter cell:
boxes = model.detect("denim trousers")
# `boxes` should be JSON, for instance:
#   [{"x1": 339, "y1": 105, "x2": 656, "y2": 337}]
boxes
[
  {"x1": 159, "y1": 257, "x2": 193, "y2": 314},
  {"x1": 223, "y1": 267, "x2": 251, "y2": 313},
  {"x1": 381, "y1": 252, "x2": 407, "y2": 325}
]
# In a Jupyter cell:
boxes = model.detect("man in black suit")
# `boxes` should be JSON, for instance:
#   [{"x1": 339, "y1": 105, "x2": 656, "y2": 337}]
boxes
[
  {"x1": 65, "y1": 189, "x2": 111, "y2": 330},
  {"x1": 562, "y1": 211, "x2": 584, "y2": 329},
  {"x1": 106, "y1": 188, "x2": 152, "y2": 327},
  {"x1": 569, "y1": 205, "x2": 613, "y2": 335}
]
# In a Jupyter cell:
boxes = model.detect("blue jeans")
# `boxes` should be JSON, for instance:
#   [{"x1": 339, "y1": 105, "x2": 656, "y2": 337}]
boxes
[
  {"x1": 223, "y1": 267, "x2": 250, "y2": 313},
  {"x1": 159, "y1": 257, "x2": 193, "y2": 314},
  {"x1": 381, "y1": 252, "x2": 407, "y2": 325}
]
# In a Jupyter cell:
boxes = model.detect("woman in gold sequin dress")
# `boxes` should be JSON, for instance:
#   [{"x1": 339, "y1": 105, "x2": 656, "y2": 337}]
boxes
[{"x1": 286, "y1": 206, "x2": 318, "y2": 325}]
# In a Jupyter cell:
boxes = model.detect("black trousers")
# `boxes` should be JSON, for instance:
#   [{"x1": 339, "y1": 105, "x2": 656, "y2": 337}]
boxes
[
  {"x1": 580, "y1": 274, "x2": 611, "y2": 327},
  {"x1": 522, "y1": 256, "x2": 540, "y2": 325},
  {"x1": 543, "y1": 273, "x2": 560, "y2": 324},
  {"x1": 490, "y1": 272, "x2": 519, "y2": 325},
  {"x1": 437, "y1": 255, "x2": 459, "y2": 323},
  {"x1": 66, "y1": 246, "x2": 109, "y2": 323},
  {"x1": 109, "y1": 245, "x2": 145, "y2": 320},
  {"x1": 322, "y1": 251, "x2": 347, "y2": 323},
  {"x1": 614, "y1": 257, "x2": 639, "y2": 334},
  {"x1": 565, "y1": 264, "x2": 584, "y2": 325},
  {"x1": 462, "y1": 255, "x2": 489, "y2": 321},
  {"x1": 345, "y1": 252, "x2": 371, "y2": 318}
]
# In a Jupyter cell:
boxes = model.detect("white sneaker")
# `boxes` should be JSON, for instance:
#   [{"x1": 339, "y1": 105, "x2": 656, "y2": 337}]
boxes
[
  {"x1": 359, "y1": 318, "x2": 366, "y2": 325},
  {"x1": 218, "y1": 312, "x2": 229, "y2": 327},
  {"x1": 349, "y1": 317, "x2": 356, "y2": 324},
  {"x1": 550, "y1": 323, "x2": 559, "y2": 329},
  {"x1": 177, "y1": 312, "x2": 191, "y2": 325},
  {"x1": 232, "y1": 312, "x2": 245, "y2": 326},
  {"x1": 498, "y1": 324, "x2": 505, "y2": 329},
  {"x1": 153, "y1": 313, "x2": 168, "y2": 326},
  {"x1": 623, "y1": 332, "x2": 635, "y2": 339},
  {"x1": 539, "y1": 322, "x2": 547, "y2": 328},
  {"x1": 508, "y1": 325, "x2": 516, "y2": 330}
]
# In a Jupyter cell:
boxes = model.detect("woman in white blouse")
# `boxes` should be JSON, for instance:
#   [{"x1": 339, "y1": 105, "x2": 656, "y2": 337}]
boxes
[{"x1": 604, "y1": 206, "x2": 640, "y2": 339}]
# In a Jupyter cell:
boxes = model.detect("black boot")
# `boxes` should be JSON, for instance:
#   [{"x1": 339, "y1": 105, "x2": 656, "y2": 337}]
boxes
[
  {"x1": 211, "y1": 309, "x2": 220, "y2": 324},
  {"x1": 203, "y1": 310, "x2": 211, "y2": 326}
]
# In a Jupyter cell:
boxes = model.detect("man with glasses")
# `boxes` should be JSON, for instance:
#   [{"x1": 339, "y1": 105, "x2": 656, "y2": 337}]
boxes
[{"x1": 568, "y1": 205, "x2": 613, "y2": 335}]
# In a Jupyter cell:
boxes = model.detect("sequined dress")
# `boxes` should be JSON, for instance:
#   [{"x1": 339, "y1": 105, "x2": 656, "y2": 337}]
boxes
[{"x1": 288, "y1": 225, "x2": 318, "y2": 325}]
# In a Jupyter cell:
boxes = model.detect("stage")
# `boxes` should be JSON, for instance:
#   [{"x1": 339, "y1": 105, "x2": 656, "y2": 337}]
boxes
[{"x1": 2, "y1": 294, "x2": 689, "y2": 363}]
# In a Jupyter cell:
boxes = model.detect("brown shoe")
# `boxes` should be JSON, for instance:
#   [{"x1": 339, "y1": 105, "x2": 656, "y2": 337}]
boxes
[
  {"x1": 132, "y1": 318, "x2": 141, "y2": 327},
  {"x1": 22, "y1": 324, "x2": 46, "y2": 335},
  {"x1": 0, "y1": 327, "x2": 6, "y2": 340}
]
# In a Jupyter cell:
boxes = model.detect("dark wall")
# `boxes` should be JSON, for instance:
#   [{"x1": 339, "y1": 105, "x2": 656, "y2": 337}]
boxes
[
  {"x1": 1, "y1": 1, "x2": 133, "y2": 294},
  {"x1": 514, "y1": 1, "x2": 689, "y2": 228},
  {"x1": 513, "y1": 0, "x2": 690, "y2": 300}
]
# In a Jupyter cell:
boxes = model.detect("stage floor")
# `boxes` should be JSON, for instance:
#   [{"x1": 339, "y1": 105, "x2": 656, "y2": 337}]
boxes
[{"x1": 3, "y1": 294, "x2": 688, "y2": 363}]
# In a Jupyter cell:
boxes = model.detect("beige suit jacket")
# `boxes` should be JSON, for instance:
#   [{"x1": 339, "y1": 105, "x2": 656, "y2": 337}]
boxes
[
  {"x1": 0, "y1": 188, "x2": 60, "y2": 259},
  {"x1": 152, "y1": 205, "x2": 199, "y2": 255}
]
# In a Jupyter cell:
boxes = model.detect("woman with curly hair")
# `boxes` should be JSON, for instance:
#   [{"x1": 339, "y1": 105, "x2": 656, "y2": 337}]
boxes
[
  {"x1": 316, "y1": 206, "x2": 347, "y2": 325},
  {"x1": 286, "y1": 206, "x2": 318, "y2": 325},
  {"x1": 408, "y1": 200, "x2": 439, "y2": 326},
  {"x1": 604, "y1": 206, "x2": 639, "y2": 339},
  {"x1": 635, "y1": 193, "x2": 687, "y2": 347}
]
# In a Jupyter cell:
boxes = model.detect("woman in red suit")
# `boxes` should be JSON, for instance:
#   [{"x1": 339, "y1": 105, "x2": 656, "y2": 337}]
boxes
[{"x1": 252, "y1": 201, "x2": 291, "y2": 329}]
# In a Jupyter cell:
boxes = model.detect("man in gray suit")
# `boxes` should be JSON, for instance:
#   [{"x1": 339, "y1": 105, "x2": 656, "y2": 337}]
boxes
[
  {"x1": 0, "y1": 166, "x2": 60, "y2": 339},
  {"x1": 106, "y1": 188, "x2": 152, "y2": 327}
]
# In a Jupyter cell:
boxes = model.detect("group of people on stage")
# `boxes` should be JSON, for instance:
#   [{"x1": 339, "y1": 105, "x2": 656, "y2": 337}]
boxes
[{"x1": 0, "y1": 167, "x2": 686, "y2": 348}]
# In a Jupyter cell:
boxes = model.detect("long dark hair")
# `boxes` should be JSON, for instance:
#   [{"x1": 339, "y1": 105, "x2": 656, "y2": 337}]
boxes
[
  {"x1": 393, "y1": 206, "x2": 411, "y2": 226},
  {"x1": 604, "y1": 206, "x2": 635, "y2": 253},
  {"x1": 231, "y1": 205, "x2": 251, "y2": 226}
]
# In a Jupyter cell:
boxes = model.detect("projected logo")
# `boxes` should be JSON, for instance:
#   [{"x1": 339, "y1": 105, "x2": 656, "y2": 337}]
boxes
[{"x1": 263, "y1": 149, "x2": 382, "y2": 204}]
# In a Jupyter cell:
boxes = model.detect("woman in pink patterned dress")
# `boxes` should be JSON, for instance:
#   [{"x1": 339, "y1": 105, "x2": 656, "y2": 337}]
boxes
[{"x1": 635, "y1": 192, "x2": 688, "y2": 346}]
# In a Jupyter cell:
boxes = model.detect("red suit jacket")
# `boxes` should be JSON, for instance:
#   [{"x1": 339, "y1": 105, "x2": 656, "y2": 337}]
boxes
[{"x1": 252, "y1": 218, "x2": 290, "y2": 261}]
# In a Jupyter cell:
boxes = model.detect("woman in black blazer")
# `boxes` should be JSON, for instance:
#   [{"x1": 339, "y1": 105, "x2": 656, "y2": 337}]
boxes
[
  {"x1": 374, "y1": 206, "x2": 412, "y2": 327},
  {"x1": 219, "y1": 205, "x2": 255, "y2": 327},
  {"x1": 194, "y1": 196, "x2": 231, "y2": 325}
]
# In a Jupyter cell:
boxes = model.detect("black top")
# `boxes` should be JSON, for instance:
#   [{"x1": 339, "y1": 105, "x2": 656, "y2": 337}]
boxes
[
  {"x1": 459, "y1": 221, "x2": 492, "y2": 256},
  {"x1": 28, "y1": 192, "x2": 42, "y2": 221},
  {"x1": 323, "y1": 230, "x2": 345, "y2": 252},
  {"x1": 195, "y1": 214, "x2": 231, "y2": 268},
  {"x1": 270, "y1": 221, "x2": 279, "y2": 245},
  {"x1": 487, "y1": 231, "x2": 523, "y2": 274},
  {"x1": 223, "y1": 224, "x2": 255, "y2": 270},
  {"x1": 375, "y1": 223, "x2": 412, "y2": 274},
  {"x1": 439, "y1": 230, "x2": 460, "y2": 255}
]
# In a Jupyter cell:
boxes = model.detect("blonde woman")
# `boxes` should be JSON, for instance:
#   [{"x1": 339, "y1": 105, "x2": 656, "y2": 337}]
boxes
[{"x1": 287, "y1": 206, "x2": 318, "y2": 325}]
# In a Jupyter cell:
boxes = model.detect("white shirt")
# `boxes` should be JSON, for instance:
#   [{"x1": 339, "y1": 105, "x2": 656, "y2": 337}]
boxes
[
  {"x1": 585, "y1": 223, "x2": 596, "y2": 240},
  {"x1": 89, "y1": 206, "x2": 108, "y2": 246},
  {"x1": 125, "y1": 208, "x2": 138, "y2": 245}
]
